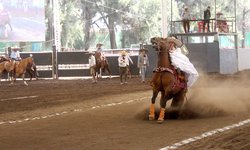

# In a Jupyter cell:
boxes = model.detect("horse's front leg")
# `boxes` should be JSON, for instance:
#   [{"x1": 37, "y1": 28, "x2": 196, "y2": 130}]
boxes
[
  {"x1": 157, "y1": 91, "x2": 171, "y2": 124},
  {"x1": 0, "y1": 72, "x2": 2, "y2": 85},
  {"x1": 9, "y1": 71, "x2": 15, "y2": 85},
  {"x1": 22, "y1": 73, "x2": 28, "y2": 86},
  {"x1": 149, "y1": 90, "x2": 159, "y2": 120}
]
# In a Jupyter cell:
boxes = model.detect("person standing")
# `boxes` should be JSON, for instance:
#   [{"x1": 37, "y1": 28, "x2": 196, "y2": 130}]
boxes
[
  {"x1": 88, "y1": 51, "x2": 97, "y2": 83},
  {"x1": 203, "y1": 6, "x2": 211, "y2": 32},
  {"x1": 118, "y1": 50, "x2": 130, "y2": 85},
  {"x1": 181, "y1": 6, "x2": 191, "y2": 33},
  {"x1": 137, "y1": 48, "x2": 149, "y2": 83}
]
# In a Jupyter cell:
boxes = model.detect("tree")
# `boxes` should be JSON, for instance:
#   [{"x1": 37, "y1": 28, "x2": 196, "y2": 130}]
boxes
[{"x1": 80, "y1": 0, "x2": 99, "y2": 50}]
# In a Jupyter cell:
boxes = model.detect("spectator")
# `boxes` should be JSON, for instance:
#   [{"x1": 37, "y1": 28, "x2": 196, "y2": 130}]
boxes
[
  {"x1": 137, "y1": 48, "x2": 149, "y2": 83},
  {"x1": 118, "y1": 50, "x2": 131, "y2": 85},
  {"x1": 125, "y1": 50, "x2": 134, "y2": 79},
  {"x1": 181, "y1": 6, "x2": 191, "y2": 33},
  {"x1": 88, "y1": 51, "x2": 97, "y2": 83},
  {"x1": 203, "y1": 6, "x2": 211, "y2": 32}
]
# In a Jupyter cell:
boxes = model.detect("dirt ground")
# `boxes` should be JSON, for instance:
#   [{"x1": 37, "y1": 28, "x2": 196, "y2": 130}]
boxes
[{"x1": 0, "y1": 71, "x2": 250, "y2": 150}]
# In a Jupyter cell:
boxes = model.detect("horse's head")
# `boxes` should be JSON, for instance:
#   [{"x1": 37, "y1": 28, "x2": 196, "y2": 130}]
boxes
[
  {"x1": 150, "y1": 37, "x2": 169, "y2": 52},
  {"x1": 22, "y1": 57, "x2": 34, "y2": 66},
  {"x1": 0, "y1": 56, "x2": 11, "y2": 63},
  {"x1": 151, "y1": 36, "x2": 183, "y2": 52},
  {"x1": 27, "y1": 57, "x2": 34, "y2": 63},
  {"x1": 95, "y1": 51, "x2": 102, "y2": 62}
]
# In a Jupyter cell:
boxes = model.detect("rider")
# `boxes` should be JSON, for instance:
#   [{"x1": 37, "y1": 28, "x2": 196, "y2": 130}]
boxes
[
  {"x1": 96, "y1": 43, "x2": 105, "y2": 61},
  {"x1": 168, "y1": 37, "x2": 199, "y2": 88},
  {"x1": 10, "y1": 47, "x2": 22, "y2": 61}
]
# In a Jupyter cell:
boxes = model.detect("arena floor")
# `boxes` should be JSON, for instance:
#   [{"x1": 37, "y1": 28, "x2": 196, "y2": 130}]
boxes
[{"x1": 0, "y1": 71, "x2": 250, "y2": 150}]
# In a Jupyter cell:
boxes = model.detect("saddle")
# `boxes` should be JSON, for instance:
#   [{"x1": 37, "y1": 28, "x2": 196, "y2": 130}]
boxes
[{"x1": 152, "y1": 66, "x2": 187, "y2": 89}]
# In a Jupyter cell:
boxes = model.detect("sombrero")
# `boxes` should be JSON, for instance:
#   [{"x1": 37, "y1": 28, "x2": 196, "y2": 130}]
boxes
[
  {"x1": 12, "y1": 47, "x2": 21, "y2": 51},
  {"x1": 216, "y1": 12, "x2": 223, "y2": 15},
  {"x1": 166, "y1": 37, "x2": 182, "y2": 47},
  {"x1": 96, "y1": 43, "x2": 103, "y2": 47},
  {"x1": 139, "y1": 48, "x2": 148, "y2": 52},
  {"x1": 86, "y1": 50, "x2": 95, "y2": 55},
  {"x1": 121, "y1": 50, "x2": 127, "y2": 55}
]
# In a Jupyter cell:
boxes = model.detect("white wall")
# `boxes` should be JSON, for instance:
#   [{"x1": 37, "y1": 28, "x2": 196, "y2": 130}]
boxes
[{"x1": 238, "y1": 48, "x2": 250, "y2": 71}]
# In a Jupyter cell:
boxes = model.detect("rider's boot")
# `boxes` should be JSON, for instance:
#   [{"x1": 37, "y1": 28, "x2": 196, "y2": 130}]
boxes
[
  {"x1": 148, "y1": 104, "x2": 155, "y2": 120},
  {"x1": 157, "y1": 108, "x2": 165, "y2": 123}
]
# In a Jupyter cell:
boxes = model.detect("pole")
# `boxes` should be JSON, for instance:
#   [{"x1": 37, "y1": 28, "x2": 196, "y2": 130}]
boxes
[
  {"x1": 161, "y1": 0, "x2": 168, "y2": 37},
  {"x1": 53, "y1": 0, "x2": 61, "y2": 52},
  {"x1": 234, "y1": 0, "x2": 236, "y2": 33},
  {"x1": 52, "y1": 0, "x2": 60, "y2": 79},
  {"x1": 171, "y1": 0, "x2": 173, "y2": 35}
]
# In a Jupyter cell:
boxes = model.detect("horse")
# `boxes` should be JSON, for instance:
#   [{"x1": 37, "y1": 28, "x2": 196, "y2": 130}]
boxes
[
  {"x1": 11, "y1": 56, "x2": 37, "y2": 85},
  {"x1": 0, "y1": 56, "x2": 38, "y2": 81},
  {"x1": 0, "y1": 59, "x2": 15, "y2": 84},
  {"x1": 95, "y1": 51, "x2": 111, "y2": 78},
  {"x1": 0, "y1": 56, "x2": 10, "y2": 63},
  {"x1": 149, "y1": 37, "x2": 187, "y2": 123}
]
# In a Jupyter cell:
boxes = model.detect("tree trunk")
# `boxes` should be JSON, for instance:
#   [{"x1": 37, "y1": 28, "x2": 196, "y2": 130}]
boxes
[
  {"x1": 108, "y1": 16, "x2": 117, "y2": 49},
  {"x1": 82, "y1": 5, "x2": 91, "y2": 50}
]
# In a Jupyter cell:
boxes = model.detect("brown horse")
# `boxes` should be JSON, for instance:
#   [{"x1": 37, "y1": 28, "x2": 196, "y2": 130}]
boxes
[
  {"x1": 95, "y1": 51, "x2": 111, "y2": 78},
  {"x1": 11, "y1": 57, "x2": 36, "y2": 85},
  {"x1": 0, "y1": 56, "x2": 10, "y2": 62},
  {"x1": 149, "y1": 37, "x2": 187, "y2": 123},
  {"x1": 0, "y1": 59, "x2": 15, "y2": 84},
  {"x1": 0, "y1": 56, "x2": 38, "y2": 81}
]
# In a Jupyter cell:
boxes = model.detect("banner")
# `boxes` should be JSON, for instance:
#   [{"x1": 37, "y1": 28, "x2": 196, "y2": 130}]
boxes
[{"x1": 0, "y1": 0, "x2": 45, "y2": 42}]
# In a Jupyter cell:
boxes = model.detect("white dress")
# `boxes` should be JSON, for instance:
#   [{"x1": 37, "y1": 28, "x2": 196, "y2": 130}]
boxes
[{"x1": 170, "y1": 48, "x2": 199, "y2": 87}]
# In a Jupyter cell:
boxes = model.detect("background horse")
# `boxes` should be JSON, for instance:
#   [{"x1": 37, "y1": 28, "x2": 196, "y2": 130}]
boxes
[
  {"x1": 95, "y1": 51, "x2": 111, "y2": 78},
  {"x1": 12, "y1": 56, "x2": 36, "y2": 85},
  {"x1": 149, "y1": 37, "x2": 187, "y2": 123},
  {"x1": 0, "y1": 56, "x2": 10, "y2": 62},
  {"x1": 0, "y1": 59, "x2": 15, "y2": 84}
]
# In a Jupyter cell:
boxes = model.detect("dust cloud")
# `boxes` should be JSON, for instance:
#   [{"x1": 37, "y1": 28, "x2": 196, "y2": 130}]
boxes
[{"x1": 181, "y1": 70, "x2": 250, "y2": 118}]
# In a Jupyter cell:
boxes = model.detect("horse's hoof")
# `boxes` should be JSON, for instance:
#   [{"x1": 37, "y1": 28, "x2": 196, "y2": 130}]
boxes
[
  {"x1": 157, "y1": 119, "x2": 164, "y2": 124},
  {"x1": 148, "y1": 115, "x2": 155, "y2": 121}
]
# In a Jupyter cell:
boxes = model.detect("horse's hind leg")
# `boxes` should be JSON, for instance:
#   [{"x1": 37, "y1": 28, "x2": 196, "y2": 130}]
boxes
[
  {"x1": 31, "y1": 63, "x2": 39, "y2": 80},
  {"x1": 28, "y1": 70, "x2": 33, "y2": 81},
  {"x1": 170, "y1": 90, "x2": 186, "y2": 119},
  {"x1": 149, "y1": 91, "x2": 159, "y2": 120},
  {"x1": 106, "y1": 66, "x2": 111, "y2": 78}
]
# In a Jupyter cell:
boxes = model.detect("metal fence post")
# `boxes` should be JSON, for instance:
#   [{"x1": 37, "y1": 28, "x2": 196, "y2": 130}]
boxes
[{"x1": 52, "y1": 45, "x2": 58, "y2": 79}]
